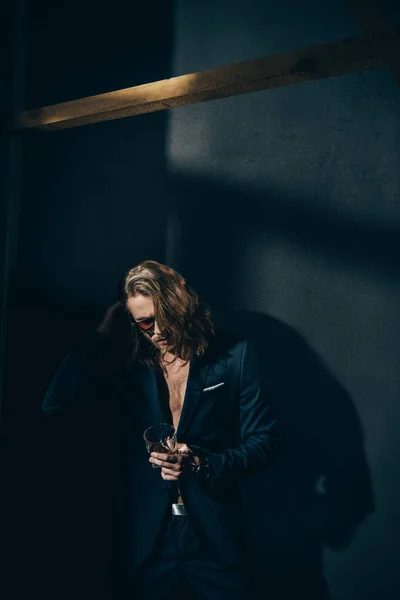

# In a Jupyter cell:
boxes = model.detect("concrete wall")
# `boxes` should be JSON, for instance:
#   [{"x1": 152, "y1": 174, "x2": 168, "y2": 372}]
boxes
[
  {"x1": 1, "y1": 2, "x2": 174, "y2": 596},
  {"x1": 2, "y1": 0, "x2": 400, "y2": 598},
  {"x1": 166, "y1": 1, "x2": 400, "y2": 598},
  {"x1": 4, "y1": 0, "x2": 174, "y2": 402}
]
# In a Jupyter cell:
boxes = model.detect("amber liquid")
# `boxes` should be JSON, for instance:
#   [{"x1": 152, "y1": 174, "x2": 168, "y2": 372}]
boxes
[
  {"x1": 146, "y1": 438, "x2": 177, "y2": 470},
  {"x1": 145, "y1": 440, "x2": 176, "y2": 455}
]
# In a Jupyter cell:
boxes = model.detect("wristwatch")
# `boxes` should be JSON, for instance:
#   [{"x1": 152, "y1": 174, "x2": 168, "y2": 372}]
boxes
[{"x1": 193, "y1": 456, "x2": 211, "y2": 480}]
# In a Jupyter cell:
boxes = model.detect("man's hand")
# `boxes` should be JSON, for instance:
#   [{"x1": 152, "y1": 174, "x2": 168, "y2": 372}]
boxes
[{"x1": 150, "y1": 443, "x2": 200, "y2": 481}]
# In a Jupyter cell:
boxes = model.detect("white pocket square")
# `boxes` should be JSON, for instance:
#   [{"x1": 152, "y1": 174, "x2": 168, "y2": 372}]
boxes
[{"x1": 203, "y1": 382, "x2": 225, "y2": 392}]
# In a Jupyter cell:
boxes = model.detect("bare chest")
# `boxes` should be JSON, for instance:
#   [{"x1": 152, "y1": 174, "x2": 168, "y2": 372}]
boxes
[{"x1": 163, "y1": 361, "x2": 190, "y2": 431}]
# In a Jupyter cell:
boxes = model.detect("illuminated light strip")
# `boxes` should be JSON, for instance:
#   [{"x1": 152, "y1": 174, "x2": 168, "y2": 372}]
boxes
[{"x1": 18, "y1": 30, "x2": 399, "y2": 131}]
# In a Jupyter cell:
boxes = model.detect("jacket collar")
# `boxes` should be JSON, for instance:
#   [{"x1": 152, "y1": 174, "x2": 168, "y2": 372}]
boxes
[{"x1": 135, "y1": 349, "x2": 212, "y2": 439}]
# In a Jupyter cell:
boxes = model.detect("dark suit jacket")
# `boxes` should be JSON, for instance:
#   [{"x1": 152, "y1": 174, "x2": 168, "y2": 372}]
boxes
[
  {"x1": 129, "y1": 332, "x2": 275, "y2": 568},
  {"x1": 41, "y1": 331, "x2": 275, "y2": 584}
]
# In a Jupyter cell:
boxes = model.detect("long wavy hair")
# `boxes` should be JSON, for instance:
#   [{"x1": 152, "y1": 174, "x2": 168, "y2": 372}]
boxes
[{"x1": 123, "y1": 260, "x2": 214, "y2": 369}]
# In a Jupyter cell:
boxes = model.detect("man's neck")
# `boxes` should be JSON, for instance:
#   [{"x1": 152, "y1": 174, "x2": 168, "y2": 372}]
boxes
[
  {"x1": 161, "y1": 350, "x2": 177, "y2": 363},
  {"x1": 160, "y1": 352, "x2": 190, "y2": 374}
]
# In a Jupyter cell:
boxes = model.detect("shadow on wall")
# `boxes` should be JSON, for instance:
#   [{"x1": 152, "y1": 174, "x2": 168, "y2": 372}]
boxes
[
  {"x1": 3, "y1": 295, "x2": 374, "y2": 600},
  {"x1": 167, "y1": 173, "x2": 377, "y2": 598},
  {"x1": 0, "y1": 282, "x2": 134, "y2": 600},
  {"x1": 166, "y1": 173, "x2": 400, "y2": 299},
  {"x1": 1, "y1": 167, "x2": 380, "y2": 598},
  {"x1": 218, "y1": 310, "x2": 374, "y2": 599}
]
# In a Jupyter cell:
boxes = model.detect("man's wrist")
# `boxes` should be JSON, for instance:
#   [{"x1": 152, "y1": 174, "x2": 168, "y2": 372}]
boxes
[
  {"x1": 192, "y1": 455, "x2": 211, "y2": 480},
  {"x1": 186, "y1": 455, "x2": 200, "y2": 472}
]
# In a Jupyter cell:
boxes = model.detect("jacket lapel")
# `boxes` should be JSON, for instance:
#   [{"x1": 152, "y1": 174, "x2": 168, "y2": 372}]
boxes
[
  {"x1": 177, "y1": 359, "x2": 211, "y2": 439},
  {"x1": 135, "y1": 337, "x2": 222, "y2": 437},
  {"x1": 135, "y1": 365, "x2": 166, "y2": 425}
]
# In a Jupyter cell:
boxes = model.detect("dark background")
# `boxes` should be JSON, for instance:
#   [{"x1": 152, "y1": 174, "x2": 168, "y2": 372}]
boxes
[{"x1": 1, "y1": 1, "x2": 400, "y2": 599}]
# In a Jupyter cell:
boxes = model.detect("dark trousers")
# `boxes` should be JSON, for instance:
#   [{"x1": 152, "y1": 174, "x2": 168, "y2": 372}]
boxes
[{"x1": 132, "y1": 514, "x2": 248, "y2": 600}]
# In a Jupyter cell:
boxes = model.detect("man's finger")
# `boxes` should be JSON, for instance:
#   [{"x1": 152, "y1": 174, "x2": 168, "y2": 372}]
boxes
[
  {"x1": 162, "y1": 466, "x2": 181, "y2": 476},
  {"x1": 161, "y1": 467, "x2": 181, "y2": 480},
  {"x1": 150, "y1": 452, "x2": 171, "y2": 461},
  {"x1": 150, "y1": 457, "x2": 180, "y2": 469},
  {"x1": 161, "y1": 472, "x2": 180, "y2": 481},
  {"x1": 177, "y1": 444, "x2": 190, "y2": 453},
  {"x1": 151, "y1": 452, "x2": 181, "y2": 463}
]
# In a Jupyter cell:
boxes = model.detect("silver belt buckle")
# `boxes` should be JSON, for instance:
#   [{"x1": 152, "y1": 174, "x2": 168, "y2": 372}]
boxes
[{"x1": 172, "y1": 503, "x2": 187, "y2": 516}]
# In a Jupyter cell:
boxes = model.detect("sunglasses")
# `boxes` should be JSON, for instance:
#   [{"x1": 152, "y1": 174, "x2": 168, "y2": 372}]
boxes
[{"x1": 129, "y1": 315, "x2": 156, "y2": 334}]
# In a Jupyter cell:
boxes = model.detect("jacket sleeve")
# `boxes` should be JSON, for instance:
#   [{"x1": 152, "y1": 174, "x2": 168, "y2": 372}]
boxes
[{"x1": 205, "y1": 340, "x2": 276, "y2": 491}]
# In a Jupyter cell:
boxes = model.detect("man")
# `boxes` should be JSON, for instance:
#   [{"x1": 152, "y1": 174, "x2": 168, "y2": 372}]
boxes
[
  {"x1": 122, "y1": 260, "x2": 276, "y2": 599},
  {"x1": 42, "y1": 260, "x2": 276, "y2": 599}
]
